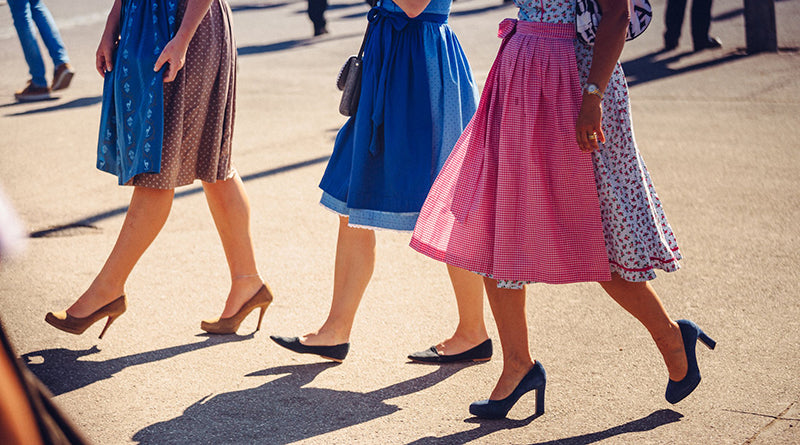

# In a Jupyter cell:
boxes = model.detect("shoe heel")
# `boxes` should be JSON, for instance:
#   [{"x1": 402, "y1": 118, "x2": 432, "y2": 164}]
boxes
[
  {"x1": 256, "y1": 305, "x2": 267, "y2": 331},
  {"x1": 535, "y1": 383, "x2": 546, "y2": 416},
  {"x1": 698, "y1": 331, "x2": 716, "y2": 350},
  {"x1": 98, "y1": 314, "x2": 119, "y2": 339}
]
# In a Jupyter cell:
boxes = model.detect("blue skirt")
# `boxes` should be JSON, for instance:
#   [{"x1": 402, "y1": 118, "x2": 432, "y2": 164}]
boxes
[
  {"x1": 319, "y1": 7, "x2": 478, "y2": 231},
  {"x1": 96, "y1": 0, "x2": 177, "y2": 185}
]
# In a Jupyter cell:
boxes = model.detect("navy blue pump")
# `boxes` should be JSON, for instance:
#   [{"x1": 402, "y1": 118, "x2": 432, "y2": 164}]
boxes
[
  {"x1": 469, "y1": 361, "x2": 546, "y2": 419},
  {"x1": 665, "y1": 319, "x2": 716, "y2": 404}
]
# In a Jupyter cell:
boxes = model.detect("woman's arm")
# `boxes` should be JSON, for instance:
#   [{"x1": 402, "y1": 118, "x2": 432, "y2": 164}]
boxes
[
  {"x1": 154, "y1": 0, "x2": 214, "y2": 82},
  {"x1": 95, "y1": 0, "x2": 122, "y2": 77},
  {"x1": 575, "y1": 0, "x2": 629, "y2": 152},
  {"x1": 393, "y1": 0, "x2": 432, "y2": 18}
]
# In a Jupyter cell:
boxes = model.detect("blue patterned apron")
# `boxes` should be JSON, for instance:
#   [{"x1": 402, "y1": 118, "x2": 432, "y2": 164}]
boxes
[{"x1": 96, "y1": 0, "x2": 178, "y2": 185}]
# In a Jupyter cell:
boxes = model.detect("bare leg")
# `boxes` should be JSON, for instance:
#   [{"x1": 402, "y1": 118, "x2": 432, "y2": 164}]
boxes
[
  {"x1": 484, "y1": 278, "x2": 534, "y2": 400},
  {"x1": 202, "y1": 173, "x2": 265, "y2": 318},
  {"x1": 67, "y1": 186, "x2": 174, "y2": 317},
  {"x1": 301, "y1": 216, "x2": 375, "y2": 346},
  {"x1": 433, "y1": 265, "x2": 489, "y2": 355},
  {"x1": 599, "y1": 273, "x2": 687, "y2": 381}
]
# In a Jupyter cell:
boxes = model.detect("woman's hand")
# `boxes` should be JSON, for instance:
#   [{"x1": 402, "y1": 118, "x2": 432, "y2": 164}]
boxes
[
  {"x1": 576, "y1": 95, "x2": 604, "y2": 153},
  {"x1": 95, "y1": 32, "x2": 118, "y2": 78},
  {"x1": 576, "y1": 0, "x2": 628, "y2": 152},
  {"x1": 153, "y1": 36, "x2": 190, "y2": 83},
  {"x1": 96, "y1": 0, "x2": 122, "y2": 78}
]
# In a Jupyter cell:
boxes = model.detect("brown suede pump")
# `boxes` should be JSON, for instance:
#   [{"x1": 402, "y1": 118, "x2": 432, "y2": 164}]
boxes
[
  {"x1": 200, "y1": 284, "x2": 273, "y2": 334},
  {"x1": 45, "y1": 295, "x2": 127, "y2": 339}
]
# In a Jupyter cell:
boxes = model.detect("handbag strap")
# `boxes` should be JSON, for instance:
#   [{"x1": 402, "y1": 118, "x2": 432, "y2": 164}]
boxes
[{"x1": 357, "y1": 7, "x2": 382, "y2": 58}]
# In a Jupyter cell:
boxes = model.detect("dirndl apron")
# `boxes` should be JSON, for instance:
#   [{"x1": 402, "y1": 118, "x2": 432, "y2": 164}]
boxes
[
  {"x1": 96, "y1": 0, "x2": 178, "y2": 185},
  {"x1": 411, "y1": 19, "x2": 610, "y2": 284}
]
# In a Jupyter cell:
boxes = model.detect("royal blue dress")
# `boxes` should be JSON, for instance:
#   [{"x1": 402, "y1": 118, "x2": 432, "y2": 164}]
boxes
[{"x1": 319, "y1": 0, "x2": 478, "y2": 231}]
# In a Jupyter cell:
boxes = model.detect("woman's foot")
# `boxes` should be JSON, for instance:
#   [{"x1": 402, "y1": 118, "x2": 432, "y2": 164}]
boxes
[
  {"x1": 297, "y1": 328, "x2": 349, "y2": 347},
  {"x1": 654, "y1": 320, "x2": 689, "y2": 382},
  {"x1": 65, "y1": 282, "x2": 125, "y2": 319},
  {"x1": 434, "y1": 333, "x2": 491, "y2": 357},
  {"x1": 270, "y1": 335, "x2": 349, "y2": 362},
  {"x1": 490, "y1": 358, "x2": 536, "y2": 400},
  {"x1": 408, "y1": 337, "x2": 492, "y2": 363},
  {"x1": 218, "y1": 275, "x2": 265, "y2": 319},
  {"x1": 665, "y1": 320, "x2": 716, "y2": 404},
  {"x1": 201, "y1": 283, "x2": 273, "y2": 334},
  {"x1": 470, "y1": 361, "x2": 546, "y2": 419},
  {"x1": 47, "y1": 295, "x2": 127, "y2": 338}
]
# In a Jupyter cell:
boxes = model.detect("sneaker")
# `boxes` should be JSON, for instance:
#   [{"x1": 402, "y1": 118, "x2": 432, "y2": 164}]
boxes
[
  {"x1": 51, "y1": 63, "x2": 75, "y2": 91},
  {"x1": 14, "y1": 81, "x2": 51, "y2": 102}
]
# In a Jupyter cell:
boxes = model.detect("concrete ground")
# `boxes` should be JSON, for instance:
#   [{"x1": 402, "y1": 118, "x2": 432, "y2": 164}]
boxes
[{"x1": 0, "y1": 0, "x2": 799, "y2": 443}]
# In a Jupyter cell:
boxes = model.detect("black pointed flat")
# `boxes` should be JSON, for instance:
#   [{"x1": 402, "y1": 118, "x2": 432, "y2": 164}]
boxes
[
  {"x1": 270, "y1": 335, "x2": 349, "y2": 362},
  {"x1": 408, "y1": 339, "x2": 492, "y2": 363}
]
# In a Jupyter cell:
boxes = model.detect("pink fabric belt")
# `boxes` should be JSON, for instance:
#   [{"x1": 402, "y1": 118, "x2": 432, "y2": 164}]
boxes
[{"x1": 498, "y1": 18, "x2": 575, "y2": 40}]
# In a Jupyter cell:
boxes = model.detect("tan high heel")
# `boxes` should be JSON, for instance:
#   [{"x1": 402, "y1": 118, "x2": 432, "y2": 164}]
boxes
[
  {"x1": 201, "y1": 284, "x2": 273, "y2": 334},
  {"x1": 45, "y1": 295, "x2": 127, "y2": 339}
]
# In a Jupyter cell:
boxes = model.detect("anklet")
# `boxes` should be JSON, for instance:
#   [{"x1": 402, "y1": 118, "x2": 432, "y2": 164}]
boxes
[{"x1": 233, "y1": 273, "x2": 260, "y2": 280}]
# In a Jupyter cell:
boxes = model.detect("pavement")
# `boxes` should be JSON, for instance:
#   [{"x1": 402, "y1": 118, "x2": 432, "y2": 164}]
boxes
[{"x1": 1, "y1": 0, "x2": 799, "y2": 444}]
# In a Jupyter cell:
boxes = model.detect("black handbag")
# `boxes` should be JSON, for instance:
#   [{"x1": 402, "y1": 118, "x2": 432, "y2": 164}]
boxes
[{"x1": 336, "y1": 19, "x2": 373, "y2": 116}]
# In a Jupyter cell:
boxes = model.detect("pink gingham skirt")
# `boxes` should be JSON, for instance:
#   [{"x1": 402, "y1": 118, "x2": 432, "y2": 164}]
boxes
[{"x1": 410, "y1": 19, "x2": 611, "y2": 284}]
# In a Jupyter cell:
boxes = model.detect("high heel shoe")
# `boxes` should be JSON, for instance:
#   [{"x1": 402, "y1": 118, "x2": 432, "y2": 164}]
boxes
[
  {"x1": 45, "y1": 295, "x2": 127, "y2": 339},
  {"x1": 665, "y1": 319, "x2": 716, "y2": 404},
  {"x1": 201, "y1": 284, "x2": 273, "y2": 334},
  {"x1": 469, "y1": 361, "x2": 546, "y2": 419}
]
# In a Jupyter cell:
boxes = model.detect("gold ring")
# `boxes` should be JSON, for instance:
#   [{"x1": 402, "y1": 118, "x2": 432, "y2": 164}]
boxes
[{"x1": 587, "y1": 133, "x2": 597, "y2": 141}]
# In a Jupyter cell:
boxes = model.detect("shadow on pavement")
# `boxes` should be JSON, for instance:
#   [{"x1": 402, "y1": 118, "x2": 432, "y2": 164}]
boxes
[
  {"x1": 22, "y1": 334, "x2": 254, "y2": 396},
  {"x1": 28, "y1": 155, "x2": 330, "y2": 238},
  {"x1": 3, "y1": 96, "x2": 103, "y2": 117},
  {"x1": 410, "y1": 409, "x2": 682, "y2": 444},
  {"x1": 623, "y1": 49, "x2": 746, "y2": 88},
  {"x1": 230, "y1": 1, "x2": 291, "y2": 12},
  {"x1": 237, "y1": 32, "x2": 362, "y2": 55},
  {"x1": 407, "y1": 413, "x2": 541, "y2": 444},
  {"x1": 132, "y1": 363, "x2": 469, "y2": 444}
]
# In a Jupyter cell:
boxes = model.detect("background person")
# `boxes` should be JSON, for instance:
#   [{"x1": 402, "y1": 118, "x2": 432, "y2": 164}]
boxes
[{"x1": 7, "y1": 0, "x2": 74, "y2": 102}]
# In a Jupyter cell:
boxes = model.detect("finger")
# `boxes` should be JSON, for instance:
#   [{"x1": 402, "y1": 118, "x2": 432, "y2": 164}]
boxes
[
  {"x1": 587, "y1": 132, "x2": 601, "y2": 152},
  {"x1": 96, "y1": 54, "x2": 105, "y2": 77},
  {"x1": 576, "y1": 131, "x2": 589, "y2": 153},
  {"x1": 153, "y1": 52, "x2": 168, "y2": 73},
  {"x1": 104, "y1": 51, "x2": 113, "y2": 73},
  {"x1": 163, "y1": 63, "x2": 177, "y2": 82},
  {"x1": 596, "y1": 128, "x2": 606, "y2": 144}
]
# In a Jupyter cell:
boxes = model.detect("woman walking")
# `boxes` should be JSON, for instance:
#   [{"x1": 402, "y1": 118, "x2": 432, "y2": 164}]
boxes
[
  {"x1": 411, "y1": 0, "x2": 715, "y2": 418},
  {"x1": 46, "y1": 0, "x2": 273, "y2": 338},
  {"x1": 270, "y1": 0, "x2": 489, "y2": 363}
]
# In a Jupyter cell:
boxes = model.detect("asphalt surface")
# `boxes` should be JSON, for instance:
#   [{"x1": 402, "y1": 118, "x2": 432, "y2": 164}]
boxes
[{"x1": 1, "y1": 0, "x2": 799, "y2": 443}]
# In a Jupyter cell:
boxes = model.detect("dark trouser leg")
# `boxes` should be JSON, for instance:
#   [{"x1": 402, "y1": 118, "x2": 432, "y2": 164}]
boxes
[
  {"x1": 691, "y1": 0, "x2": 713, "y2": 48},
  {"x1": 308, "y1": 0, "x2": 328, "y2": 35},
  {"x1": 664, "y1": 0, "x2": 688, "y2": 47}
]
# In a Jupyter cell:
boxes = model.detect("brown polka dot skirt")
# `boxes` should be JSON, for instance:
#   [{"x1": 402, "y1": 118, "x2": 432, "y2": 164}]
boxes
[{"x1": 130, "y1": 0, "x2": 236, "y2": 189}]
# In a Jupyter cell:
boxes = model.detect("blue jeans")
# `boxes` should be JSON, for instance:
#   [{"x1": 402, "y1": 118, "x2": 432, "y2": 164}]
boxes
[{"x1": 7, "y1": 0, "x2": 70, "y2": 87}]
